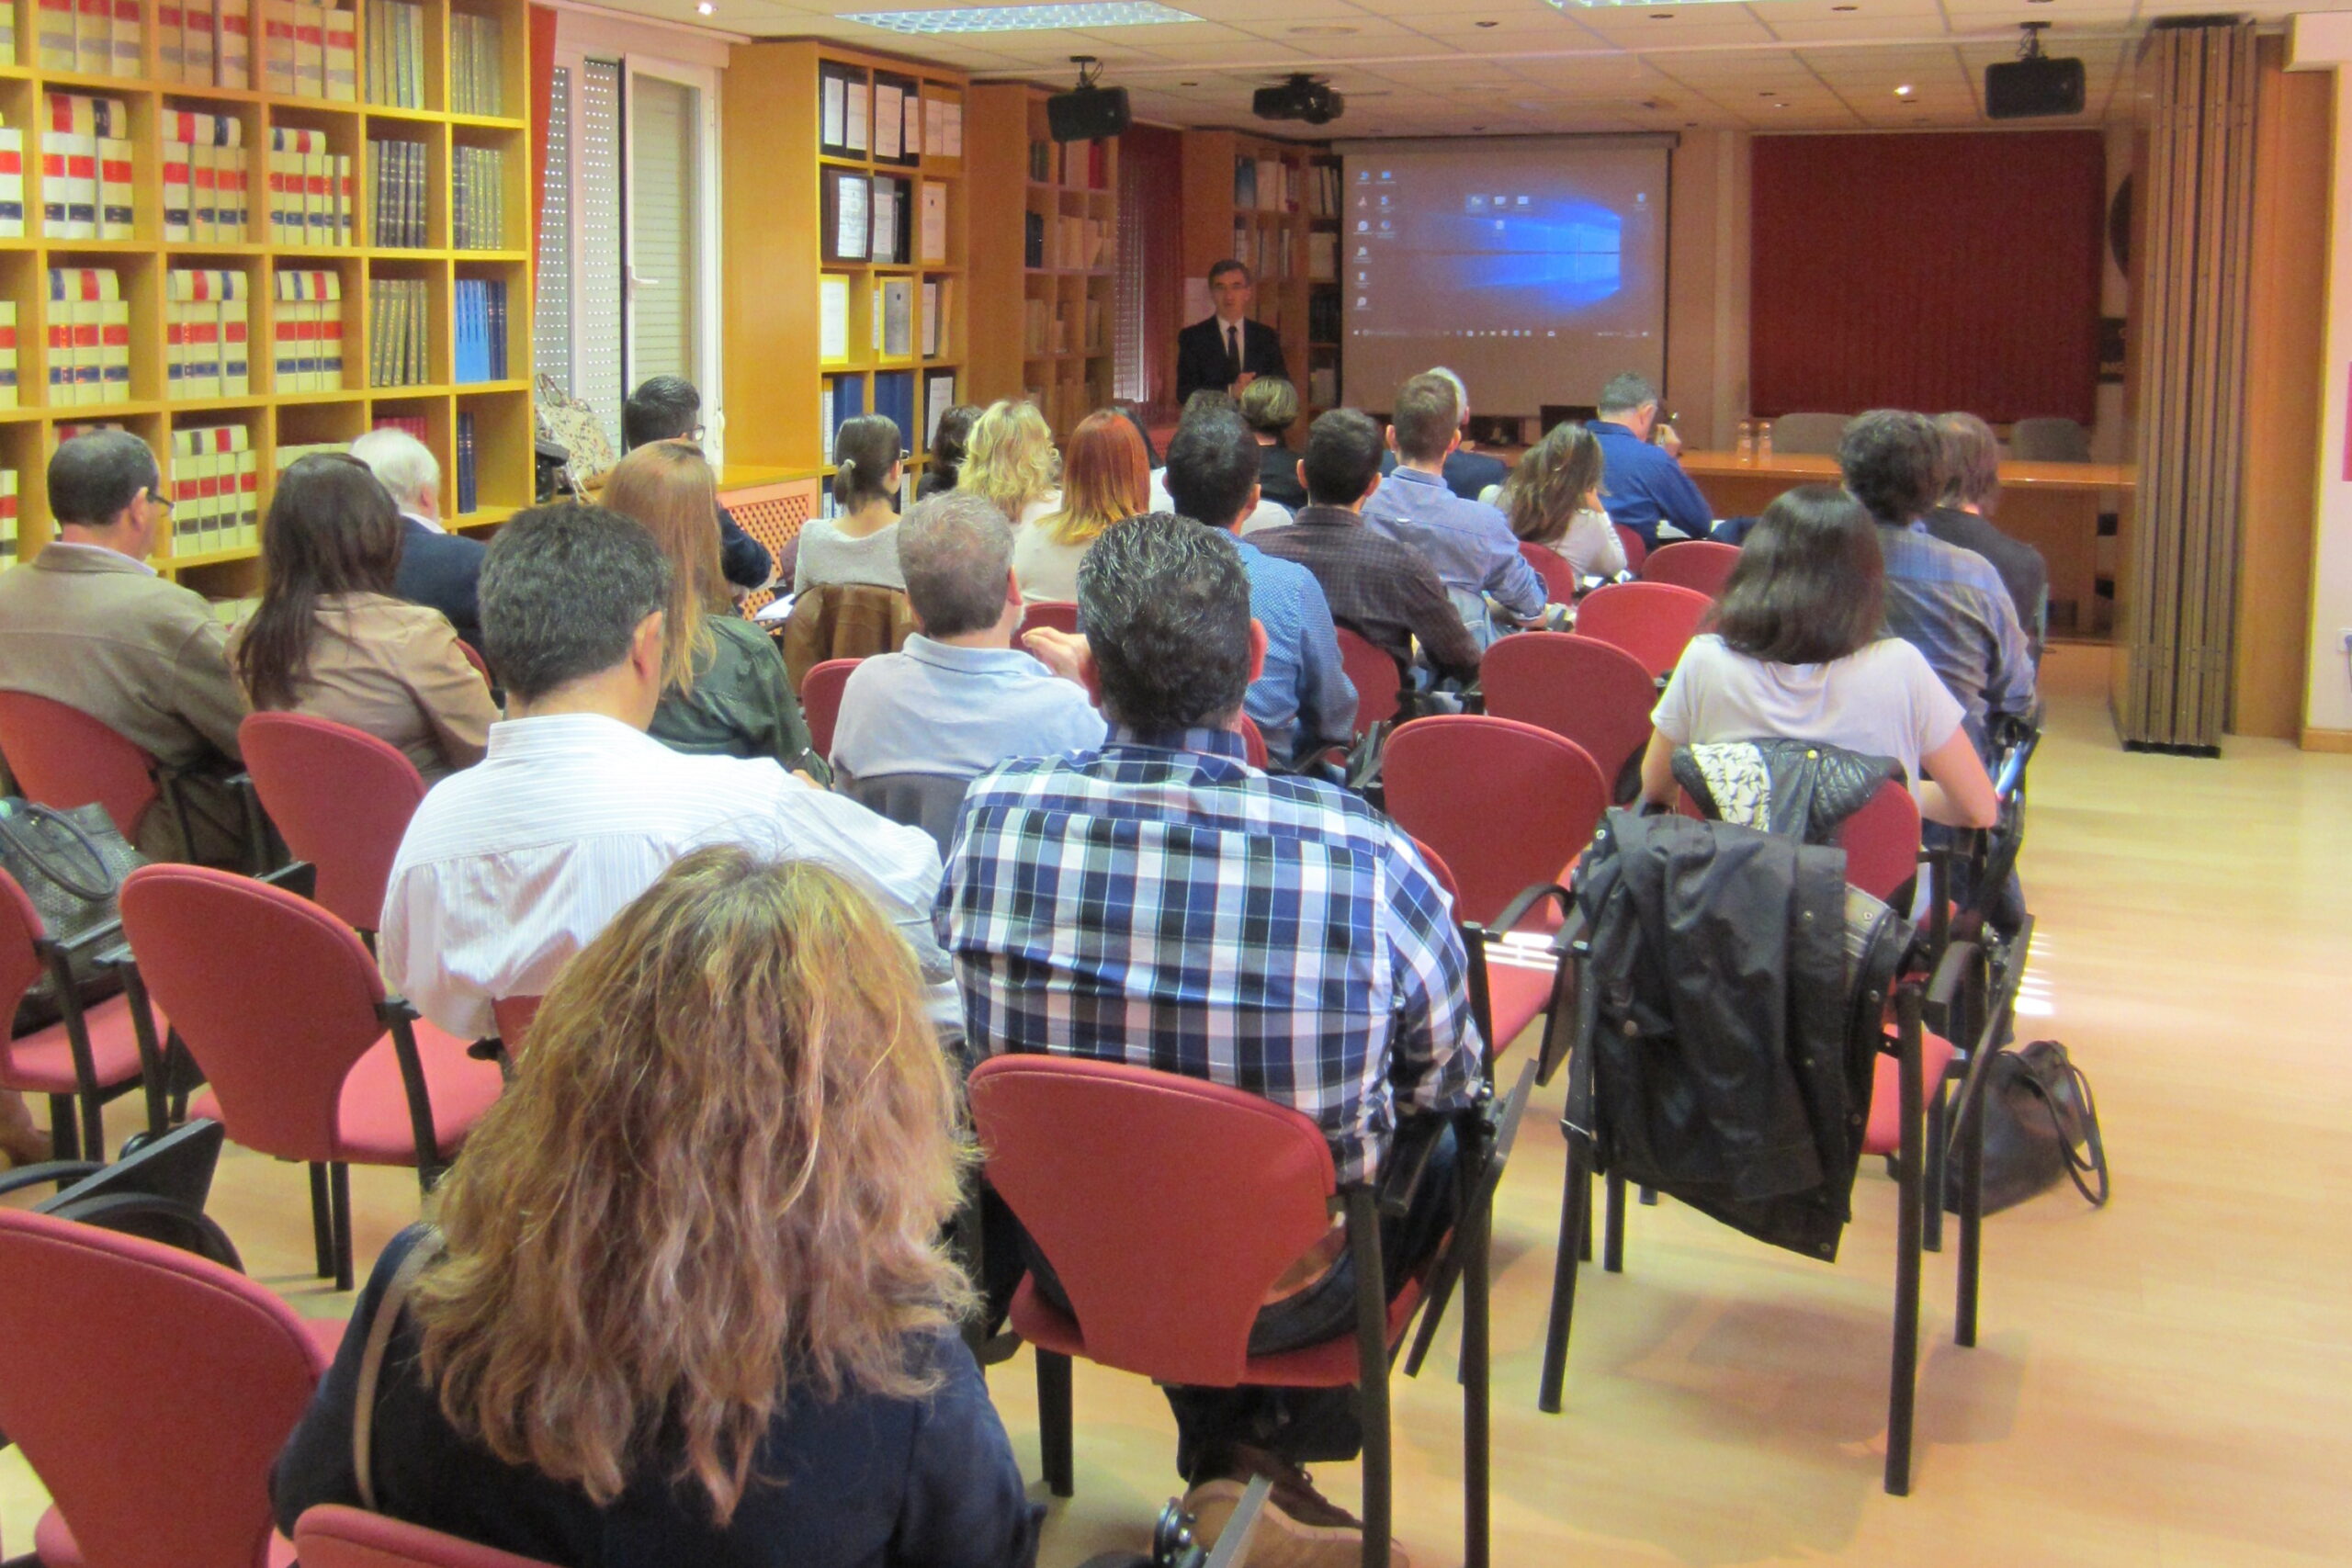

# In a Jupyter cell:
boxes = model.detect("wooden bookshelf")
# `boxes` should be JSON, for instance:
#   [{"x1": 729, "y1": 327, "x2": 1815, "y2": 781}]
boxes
[
  {"x1": 0, "y1": 0, "x2": 536, "y2": 600},
  {"x1": 966, "y1": 82, "x2": 1114, "y2": 441},
  {"x1": 1305, "y1": 151, "x2": 1340, "y2": 418},
  {"x1": 1180, "y1": 128, "x2": 1317, "y2": 435},
  {"x1": 719, "y1": 40, "x2": 967, "y2": 491}
]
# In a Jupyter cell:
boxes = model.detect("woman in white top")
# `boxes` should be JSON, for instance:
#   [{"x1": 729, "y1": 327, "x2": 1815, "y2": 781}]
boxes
[
  {"x1": 1012, "y1": 410, "x2": 1149, "y2": 603},
  {"x1": 1500, "y1": 421, "x2": 1628, "y2": 581},
  {"x1": 1641, "y1": 485, "x2": 1998, "y2": 829},
  {"x1": 794, "y1": 414, "x2": 906, "y2": 594},
  {"x1": 960, "y1": 400, "x2": 1061, "y2": 528}
]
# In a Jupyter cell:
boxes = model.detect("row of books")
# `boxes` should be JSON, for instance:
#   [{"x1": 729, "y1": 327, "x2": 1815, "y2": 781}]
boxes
[
  {"x1": 1305, "y1": 162, "x2": 1342, "y2": 220},
  {"x1": 1230, "y1": 220, "x2": 1296, "y2": 283},
  {"x1": 46, "y1": 269, "x2": 130, "y2": 406},
  {"x1": 451, "y1": 145, "x2": 507, "y2": 250},
  {"x1": 452, "y1": 409, "x2": 477, "y2": 513},
  {"x1": 1023, "y1": 211, "x2": 1113, "y2": 272},
  {"x1": 1308, "y1": 230, "x2": 1340, "y2": 282},
  {"x1": 0, "y1": 305, "x2": 17, "y2": 410},
  {"x1": 164, "y1": 110, "x2": 254, "y2": 245},
  {"x1": 40, "y1": 95, "x2": 136, "y2": 242},
  {"x1": 452, "y1": 277, "x2": 506, "y2": 383},
  {"x1": 0, "y1": 474, "x2": 19, "y2": 567},
  {"x1": 815, "y1": 62, "x2": 962, "y2": 163},
  {"x1": 1233, "y1": 155, "x2": 1301, "y2": 215},
  {"x1": 167, "y1": 269, "x2": 251, "y2": 399},
  {"x1": 1019, "y1": 297, "x2": 1104, "y2": 358},
  {"x1": 28, "y1": 0, "x2": 141, "y2": 77},
  {"x1": 1021, "y1": 377, "x2": 1106, "y2": 441},
  {"x1": 369, "y1": 138, "x2": 429, "y2": 248},
  {"x1": 1025, "y1": 138, "x2": 1111, "y2": 190},
  {"x1": 362, "y1": 0, "x2": 425, "y2": 107},
  {"x1": 266, "y1": 128, "x2": 351, "y2": 247},
  {"x1": 1306, "y1": 288, "x2": 1340, "y2": 345},
  {"x1": 817, "y1": 369, "x2": 958, "y2": 468},
  {"x1": 448, "y1": 11, "x2": 503, "y2": 117},
  {"x1": 0, "y1": 126, "x2": 19, "y2": 238},
  {"x1": 165, "y1": 425, "x2": 259, "y2": 557},
  {"x1": 273, "y1": 268, "x2": 342, "y2": 390},
  {"x1": 366, "y1": 276, "x2": 425, "y2": 386}
]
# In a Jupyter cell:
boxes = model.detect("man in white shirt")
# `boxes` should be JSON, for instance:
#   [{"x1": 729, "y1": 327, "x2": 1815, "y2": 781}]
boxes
[{"x1": 380, "y1": 503, "x2": 954, "y2": 1040}]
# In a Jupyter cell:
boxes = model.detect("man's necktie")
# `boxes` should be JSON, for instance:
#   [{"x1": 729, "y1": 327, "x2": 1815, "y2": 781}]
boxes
[{"x1": 1227, "y1": 323, "x2": 1241, "y2": 382}]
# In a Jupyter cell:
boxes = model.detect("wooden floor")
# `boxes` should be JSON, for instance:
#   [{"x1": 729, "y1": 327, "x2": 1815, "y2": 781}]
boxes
[{"x1": 6, "y1": 643, "x2": 2350, "y2": 1567}]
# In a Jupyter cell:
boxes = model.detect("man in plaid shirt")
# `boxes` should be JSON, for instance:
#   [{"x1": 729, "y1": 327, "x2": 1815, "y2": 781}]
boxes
[{"x1": 938, "y1": 513, "x2": 1482, "y2": 1565}]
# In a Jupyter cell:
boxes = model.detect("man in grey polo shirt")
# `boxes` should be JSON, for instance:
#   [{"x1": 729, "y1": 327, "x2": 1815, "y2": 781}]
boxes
[{"x1": 831, "y1": 491, "x2": 1106, "y2": 780}]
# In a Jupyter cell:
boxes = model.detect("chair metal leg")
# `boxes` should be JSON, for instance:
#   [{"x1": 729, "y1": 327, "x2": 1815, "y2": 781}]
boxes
[
  {"x1": 1462, "y1": 1196, "x2": 1490, "y2": 1568},
  {"x1": 1035, "y1": 1348, "x2": 1074, "y2": 1497},
  {"x1": 1638, "y1": 1184, "x2": 1657, "y2": 1206},
  {"x1": 1603, "y1": 1169, "x2": 1626, "y2": 1273},
  {"x1": 1346, "y1": 1189, "x2": 1391, "y2": 1568},
  {"x1": 1923, "y1": 1082, "x2": 1949, "y2": 1254},
  {"x1": 1538, "y1": 1128, "x2": 1589, "y2": 1414},
  {"x1": 331, "y1": 1161, "x2": 355, "y2": 1292},
  {"x1": 1885, "y1": 997, "x2": 1926, "y2": 1497},
  {"x1": 307, "y1": 1162, "x2": 334, "y2": 1279},
  {"x1": 47, "y1": 1095, "x2": 78, "y2": 1163},
  {"x1": 76, "y1": 1092, "x2": 104, "y2": 1167},
  {"x1": 1956, "y1": 1071, "x2": 1986, "y2": 1348},
  {"x1": 1578, "y1": 1181, "x2": 1591, "y2": 1263}
]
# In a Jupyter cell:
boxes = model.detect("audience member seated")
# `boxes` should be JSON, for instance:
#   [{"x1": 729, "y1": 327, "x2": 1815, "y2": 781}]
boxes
[
  {"x1": 1150, "y1": 391, "x2": 1292, "y2": 536},
  {"x1": 379, "y1": 503, "x2": 953, "y2": 1040},
  {"x1": 229, "y1": 454, "x2": 497, "y2": 782},
  {"x1": 1639, "y1": 486, "x2": 1998, "y2": 831},
  {"x1": 353, "y1": 426, "x2": 487, "y2": 654},
  {"x1": 276, "y1": 847, "x2": 1038, "y2": 1568},
  {"x1": 0, "y1": 430, "x2": 245, "y2": 861},
  {"x1": 794, "y1": 415, "x2": 909, "y2": 597},
  {"x1": 603, "y1": 441, "x2": 818, "y2": 772},
  {"x1": 1254, "y1": 409, "x2": 1480, "y2": 687},
  {"x1": 1500, "y1": 421, "x2": 1628, "y2": 581},
  {"x1": 1012, "y1": 410, "x2": 1149, "y2": 604},
  {"x1": 962, "y1": 400, "x2": 1062, "y2": 527},
  {"x1": 1362, "y1": 372, "x2": 1544, "y2": 649},
  {"x1": 938, "y1": 514, "x2": 1480, "y2": 1562},
  {"x1": 834, "y1": 493, "x2": 1105, "y2": 781},
  {"x1": 1241, "y1": 377, "x2": 1307, "y2": 509},
  {"x1": 1838, "y1": 410, "x2": 2037, "y2": 743},
  {"x1": 1930, "y1": 412, "x2": 2050, "y2": 663},
  {"x1": 916, "y1": 401, "x2": 982, "y2": 502},
  {"x1": 622, "y1": 375, "x2": 774, "y2": 592},
  {"x1": 1163, "y1": 410, "x2": 1356, "y2": 768},
  {"x1": 1376, "y1": 367, "x2": 1510, "y2": 502},
  {"x1": 1589, "y1": 372, "x2": 1715, "y2": 551}
]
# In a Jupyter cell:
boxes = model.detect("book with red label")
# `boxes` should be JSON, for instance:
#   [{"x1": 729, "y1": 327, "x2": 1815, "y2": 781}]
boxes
[
  {"x1": 184, "y1": 0, "x2": 217, "y2": 84},
  {"x1": 74, "y1": 0, "x2": 109, "y2": 75},
  {"x1": 215, "y1": 0, "x2": 250, "y2": 85},
  {"x1": 0, "y1": 129, "x2": 24, "y2": 240}
]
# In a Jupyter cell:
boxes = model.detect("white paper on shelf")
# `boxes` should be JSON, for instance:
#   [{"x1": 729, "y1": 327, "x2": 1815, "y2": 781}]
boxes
[
  {"x1": 844, "y1": 80, "x2": 868, "y2": 153},
  {"x1": 937, "y1": 99, "x2": 961, "y2": 157},
  {"x1": 834, "y1": 173, "x2": 869, "y2": 261},
  {"x1": 822, "y1": 76, "x2": 844, "y2": 148},
  {"x1": 819, "y1": 275, "x2": 849, "y2": 362},
  {"x1": 870, "y1": 177, "x2": 898, "y2": 264},
  {"x1": 873, "y1": 82, "x2": 901, "y2": 160},
  {"x1": 920, "y1": 180, "x2": 946, "y2": 265},
  {"x1": 903, "y1": 93, "x2": 922, "y2": 157},
  {"x1": 923, "y1": 97, "x2": 944, "y2": 156}
]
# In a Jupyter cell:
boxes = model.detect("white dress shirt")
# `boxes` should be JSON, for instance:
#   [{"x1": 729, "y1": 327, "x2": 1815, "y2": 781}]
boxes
[{"x1": 380, "y1": 712, "x2": 955, "y2": 1038}]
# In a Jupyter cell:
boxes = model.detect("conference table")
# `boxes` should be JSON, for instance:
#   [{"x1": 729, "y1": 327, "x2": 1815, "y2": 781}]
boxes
[{"x1": 1674, "y1": 450, "x2": 2137, "y2": 637}]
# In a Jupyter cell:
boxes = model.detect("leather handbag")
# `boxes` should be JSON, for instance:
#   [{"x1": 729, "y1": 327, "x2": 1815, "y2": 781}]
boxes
[
  {"x1": 1949, "y1": 1038, "x2": 2109, "y2": 1213},
  {"x1": 0, "y1": 797, "x2": 144, "y2": 1027}
]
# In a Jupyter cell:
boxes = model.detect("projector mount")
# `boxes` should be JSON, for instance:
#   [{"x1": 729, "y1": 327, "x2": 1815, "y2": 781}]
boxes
[{"x1": 2017, "y1": 22, "x2": 2050, "y2": 60}]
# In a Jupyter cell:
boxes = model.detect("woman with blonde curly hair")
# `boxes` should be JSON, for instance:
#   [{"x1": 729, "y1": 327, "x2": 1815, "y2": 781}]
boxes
[
  {"x1": 959, "y1": 400, "x2": 1061, "y2": 526},
  {"x1": 272, "y1": 847, "x2": 1038, "y2": 1568},
  {"x1": 1011, "y1": 409, "x2": 1148, "y2": 603}
]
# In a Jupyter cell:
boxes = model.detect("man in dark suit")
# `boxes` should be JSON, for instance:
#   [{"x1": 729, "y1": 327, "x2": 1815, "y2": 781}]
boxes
[
  {"x1": 621, "y1": 376, "x2": 776, "y2": 592},
  {"x1": 1174, "y1": 260, "x2": 1288, "y2": 406},
  {"x1": 353, "y1": 426, "x2": 488, "y2": 652}
]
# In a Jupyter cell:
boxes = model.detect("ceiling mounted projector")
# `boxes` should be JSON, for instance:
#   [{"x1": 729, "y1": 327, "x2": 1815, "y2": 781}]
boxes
[
  {"x1": 1984, "y1": 23, "x2": 2085, "y2": 119},
  {"x1": 1253, "y1": 73, "x2": 1345, "y2": 127},
  {"x1": 1046, "y1": 55, "x2": 1131, "y2": 141}
]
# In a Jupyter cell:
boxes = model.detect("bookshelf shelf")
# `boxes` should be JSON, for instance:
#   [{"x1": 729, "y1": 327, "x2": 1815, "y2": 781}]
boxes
[
  {"x1": 0, "y1": 0, "x2": 532, "y2": 596},
  {"x1": 1180, "y1": 129, "x2": 1324, "y2": 436}
]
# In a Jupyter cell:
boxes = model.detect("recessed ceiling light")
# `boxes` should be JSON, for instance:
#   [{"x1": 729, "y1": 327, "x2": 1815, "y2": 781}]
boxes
[
  {"x1": 840, "y1": 1, "x2": 1199, "y2": 34},
  {"x1": 695, "y1": 1, "x2": 713, "y2": 11},
  {"x1": 1476, "y1": 17, "x2": 1499, "y2": 26},
  {"x1": 1180, "y1": 78, "x2": 1198, "y2": 85},
  {"x1": 1832, "y1": 3, "x2": 1855, "y2": 8},
  {"x1": 1894, "y1": 83, "x2": 1911, "y2": 95},
  {"x1": 1288, "y1": 23, "x2": 1356, "y2": 33}
]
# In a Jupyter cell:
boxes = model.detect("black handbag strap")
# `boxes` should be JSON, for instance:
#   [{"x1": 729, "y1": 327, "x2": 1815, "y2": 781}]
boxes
[
  {"x1": 2012, "y1": 1055, "x2": 2109, "y2": 1207},
  {"x1": 0, "y1": 802, "x2": 117, "y2": 904}
]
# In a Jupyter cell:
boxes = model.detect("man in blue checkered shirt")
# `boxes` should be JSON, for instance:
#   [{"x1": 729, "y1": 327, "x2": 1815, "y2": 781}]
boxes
[{"x1": 937, "y1": 513, "x2": 1482, "y2": 1562}]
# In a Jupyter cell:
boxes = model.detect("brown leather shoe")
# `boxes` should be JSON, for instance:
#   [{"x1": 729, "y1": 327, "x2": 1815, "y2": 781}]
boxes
[{"x1": 1183, "y1": 1445, "x2": 1407, "y2": 1568}]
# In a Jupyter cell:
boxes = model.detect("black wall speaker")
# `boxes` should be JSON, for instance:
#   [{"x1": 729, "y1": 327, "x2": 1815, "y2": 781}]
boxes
[
  {"x1": 1045, "y1": 85, "x2": 1130, "y2": 142},
  {"x1": 1984, "y1": 54, "x2": 2086, "y2": 119}
]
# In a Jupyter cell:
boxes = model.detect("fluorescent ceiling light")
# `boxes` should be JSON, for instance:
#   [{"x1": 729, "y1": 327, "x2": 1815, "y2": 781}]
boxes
[{"x1": 840, "y1": 2, "x2": 1199, "y2": 33}]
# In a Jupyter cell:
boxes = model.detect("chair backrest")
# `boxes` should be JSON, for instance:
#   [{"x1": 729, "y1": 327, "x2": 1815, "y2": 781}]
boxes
[
  {"x1": 0, "y1": 867, "x2": 52, "y2": 1067},
  {"x1": 1018, "y1": 601, "x2": 1080, "y2": 638},
  {"x1": 967, "y1": 1055, "x2": 1340, "y2": 1388},
  {"x1": 797, "y1": 657, "x2": 861, "y2": 758},
  {"x1": 1237, "y1": 714, "x2": 1269, "y2": 768},
  {"x1": 2007, "y1": 416, "x2": 2091, "y2": 463},
  {"x1": 1612, "y1": 525, "x2": 1647, "y2": 573},
  {"x1": 1408, "y1": 837, "x2": 1462, "y2": 908},
  {"x1": 119, "y1": 864, "x2": 389, "y2": 1165},
  {"x1": 1478, "y1": 633, "x2": 1657, "y2": 798},
  {"x1": 1765, "y1": 412, "x2": 1849, "y2": 456},
  {"x1": 239, "y1": 713, "x2": 430, "y2": 932},
  {"x1": 1640, "y1": 540, "x2": 1742, "y2": 599},
  {"x1": 1384, "y1": 716, "x2": 1607, "y2": 928},
  {"x1": 781, "y1": 583, "x2": 912, "y2": 691},
  {"x1": 295, "y1": 1506, "x2": 562, "y2": 1568},
  {"x1": 490, "y1": 994, "x2": 541, "y2": 1050},
  {"x1": 1573, "y1": 581, "x2": 1713, "y2": 679},
  {"x1": 1333, "y1": 626, "x2": 1402, "y2": 734},
  {"x1": 841, "y1": 770, "x2": 973, "y2": 856},
  {"x1": 455, "y1": 638, "x2": 493, "y2": 690},
  {"x1": 0, "y1": 691, "x2": 162, "y2": 841},
  {"x1": 0, "y1": 1208, "x2": 330, "y2": 1568},
  {"x1": 1517, "y1": 542, "x2": 1580, "y2": 604},
  {"x1": 1835, "y1": 778, "x2": 1923, "y2": 904}
]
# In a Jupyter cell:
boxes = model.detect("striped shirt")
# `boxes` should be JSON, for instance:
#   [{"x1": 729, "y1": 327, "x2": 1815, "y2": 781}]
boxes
[
  {"x1": 936, "y1": 727, "x2": 1483, "y2": 1183},
  {"x1": 381, "y1": 712, "x2": 953, "y2": 1039}
]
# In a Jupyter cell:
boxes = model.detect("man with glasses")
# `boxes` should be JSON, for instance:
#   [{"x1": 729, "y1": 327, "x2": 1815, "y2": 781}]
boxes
[
  {"x1": 0, "y1": 429, "x2": 247, "y2": 861},
  {"x1": 621, "y1": 375, "x2": 775, "y2": 592}
]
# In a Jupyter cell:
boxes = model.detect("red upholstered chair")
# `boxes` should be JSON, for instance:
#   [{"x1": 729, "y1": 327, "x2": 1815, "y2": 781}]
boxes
[
  {"x1": 1409, "y1": 839, "x2": 1565, "y2": 1077},
  {"x1": 1612, "y1": 525, "x2": 1647, "y2": 573},
  {"x1": 0, "y1": 868, "x2": 168, "y2": 1162},
  {"x1": 118, "y1": 865, "x2": 503, "y2": 1290},
  {"x1": 967, "y1": 1054, "x2": 1514, "y2": 1568},
  {"x1": 0, "y1": 1207, "x2": 330, "y2": 1568},
  {"x1": 1517, "y1": 542, "x2": 1581, "y2": 604},
  {"x1": 239, "y1": 714, "x2": 429, "y2": 936},
  {"x1": 1018, "y1": 601, "x2": 1080, "y2": 639},
  {"x1": 1333, "y1": 626, "x2": 1402, "y2": 737},
  {"x1": 0, "y1": 691, "x2": 179, "y2": 849},
  {"x1": 1572, "y1": 581, "x2": 1711, "y2": 680},
  {"x1": 1236, "y1": 714, "x2": 1269, "y2": 769},
  {"x1": 1639, "y1": 540, "x2": 1742, "y2": 598},
  {"x1": 1383, "y1": 716, "x2": 1607, "y2": 932},
  {"x1": 455, "y1": 639, "x2": 493, "y2": 691},
  {"x1": 490, "y1": 995, "x2": 542, "y2": 1053},
  {"x1": 797, "y1": 657, "x2": 860, "y2": 760},
  {"x1": 1477, "y1": 634, "x2": 1659, "y2": 806},
  {"x1": 1838, "y1": 777, "x2": 1925, "y2": 907},
  {"x1": 294, "y1": 1507, "x2": 562, "y2": 1568}
]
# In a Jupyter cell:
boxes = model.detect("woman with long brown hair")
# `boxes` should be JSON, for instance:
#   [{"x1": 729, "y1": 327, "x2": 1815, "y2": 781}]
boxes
[
  {"x1": 272, "y1": 847, "x2": 1038, "y2": 1568},
  {"x1": 1011, "y1": 409, "x2": 1148, "y2": 603},
  {"x1": 1498, "y1": 422, "x2": 1626, "y2": 581},
  {"x1": 603, "y1": 440, "x2": 818, "y2": 770},
  {"x1": 230, "y1": 452, "x2": 496, "y2": 779}
]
